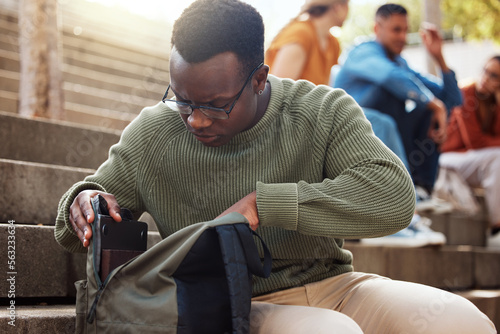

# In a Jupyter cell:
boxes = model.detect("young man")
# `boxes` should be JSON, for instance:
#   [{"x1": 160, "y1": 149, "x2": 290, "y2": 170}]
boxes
[
  {"x1": 335, "y1": 3, "x2": 462, "y2": 195},
  {"x1": 55, "y1": 0, "x2": 494, "y2": 332}
]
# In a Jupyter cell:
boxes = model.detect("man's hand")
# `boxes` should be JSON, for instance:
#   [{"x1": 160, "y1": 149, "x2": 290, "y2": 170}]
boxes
[
  {"x1": 420, "y1": 22, "x2": 449, "y2": 72},
  {"x1": 69, "y1": 190, "x2": 122, "y2": 248},
  {"x1": 216, "y1": 191, "x2": 260, "y2": 230},
  {"x1": 427, "y1": 98, "x2": 448, "y2": 144}
]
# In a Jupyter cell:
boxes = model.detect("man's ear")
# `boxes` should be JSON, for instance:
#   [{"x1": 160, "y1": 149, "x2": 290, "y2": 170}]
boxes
[
  {"x1": 374, "y1": 21, "x2": 380, "y2": 36},
  {"x1": 255, "y1": 65, "x2": 269, "y2": 93}
]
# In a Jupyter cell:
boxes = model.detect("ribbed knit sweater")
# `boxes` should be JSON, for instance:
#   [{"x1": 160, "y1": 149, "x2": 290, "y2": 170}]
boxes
[{"x1": 55, "y1": 75, "x2": 415, "y2": 296}]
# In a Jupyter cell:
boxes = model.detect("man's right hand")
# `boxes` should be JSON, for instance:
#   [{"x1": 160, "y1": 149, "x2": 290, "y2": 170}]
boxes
[{"x1": 69, "y1": 190, "x2": 122, "y2": 248}]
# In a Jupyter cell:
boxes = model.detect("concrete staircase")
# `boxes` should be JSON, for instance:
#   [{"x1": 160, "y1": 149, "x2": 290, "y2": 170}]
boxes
[
  {"x1": 1, "y1": 1, "x2": 499, "y2": 332},
  {"x1": 0, "y1": 0, "x2": 170, "y2": 131}
]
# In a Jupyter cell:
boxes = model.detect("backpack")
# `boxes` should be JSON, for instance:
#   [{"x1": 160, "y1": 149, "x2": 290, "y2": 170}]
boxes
[{"x1": 74, "y1": 198, "x2": 272, "y2": 334}]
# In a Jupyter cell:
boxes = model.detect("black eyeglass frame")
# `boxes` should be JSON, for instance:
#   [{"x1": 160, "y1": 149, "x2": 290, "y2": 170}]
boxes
[{"x1": 162, "y1": 62, "x2": 264, "y2": 120}]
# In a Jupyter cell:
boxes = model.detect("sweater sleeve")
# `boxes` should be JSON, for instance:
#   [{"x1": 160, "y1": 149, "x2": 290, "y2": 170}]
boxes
[
  {"x1": 54, "y1": 105, "x2": 163, "y2": 253},
  {"x1": 257, "y1": 89, "x2": 415, "y2": 239}
]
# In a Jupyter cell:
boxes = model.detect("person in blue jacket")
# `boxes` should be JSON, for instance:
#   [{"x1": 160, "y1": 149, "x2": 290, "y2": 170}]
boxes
[{"x1": 335, "y1": 3, "x2": 462, "y2": 195}]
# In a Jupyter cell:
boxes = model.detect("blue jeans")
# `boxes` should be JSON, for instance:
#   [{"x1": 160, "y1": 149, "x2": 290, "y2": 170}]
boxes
[{"x1": 363, "y1": 108, "x2": 410, "y2": 172}]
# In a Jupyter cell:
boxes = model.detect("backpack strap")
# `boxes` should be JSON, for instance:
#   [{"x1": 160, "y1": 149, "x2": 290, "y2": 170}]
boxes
[
  {"x1": 216, "y1": 223, "x2": 272, "y2": 333},
  {"x1": 233, "y1": 224, "x2": 272, "y2": 278}
]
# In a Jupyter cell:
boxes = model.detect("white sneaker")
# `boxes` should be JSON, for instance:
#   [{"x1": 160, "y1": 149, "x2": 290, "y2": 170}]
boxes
[
  {"x1": 360, "y1": 215, "x2": 446, "y2": 247},
  {"x1": 415, "y1": 197, "x2": 454, "y2": 214},
  {"x1": 487, "y1": 231, "x2": 500, "y2": 249}
]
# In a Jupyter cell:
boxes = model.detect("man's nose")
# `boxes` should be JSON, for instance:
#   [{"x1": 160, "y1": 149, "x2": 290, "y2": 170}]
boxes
[{"x1": 187, "y1": 108, "x2": 214, "y2": 130}]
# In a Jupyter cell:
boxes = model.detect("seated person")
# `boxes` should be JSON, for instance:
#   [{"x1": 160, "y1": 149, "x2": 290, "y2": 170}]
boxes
[
  {"x1": 334, "y1": 4, "x2": 462, "y2": 246},
  {"x1": 54, "y1": 0, "x2": 495, "y2": 332},
  {"x1": 440, "y1": 55, "x2": 500, "y2": 247},
  {"x1": 265, "y1": 0, "x2": 349, "y2": 85},
  {"x1": 334, "y1": 3, "x2": 462, "y2": 195}
]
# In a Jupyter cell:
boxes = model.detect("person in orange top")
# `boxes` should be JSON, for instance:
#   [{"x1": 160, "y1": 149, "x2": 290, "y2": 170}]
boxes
[
  {"x1": 440, "y1": 56, "x2": 500, "y2": 244},
  {"x1": 265, "y1": 0, "x2": 349, "y2": 85}
]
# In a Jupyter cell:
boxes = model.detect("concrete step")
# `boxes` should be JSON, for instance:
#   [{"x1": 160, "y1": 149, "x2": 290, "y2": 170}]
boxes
[
  {"x1": 0, "y1": 48, "x2": 19, "y2": 72},
  {"x1": 0, "y1": 305, "x2": 76, "y2": 334},
  {"x1": 0, "y1": 31, "x2": 18, "y2": 53},
  {"x1": 0, "y1": 60, "x2": 165, "y2": 101},
  {"x1": 61, "y1": 29, "x2": 169, "y2": 70},
  {"x1": 62, "y1": 81, "x2": 156, "y2": 113},
  {"x1": 0, "y1": 158, "x2": 95, "y2": 224},
  {"x1": 0, "y1": 223, "x2": 161, "y2": 299},
  {"x1": 420, "y1": 209, "x2": 489, "y2": 247},
  {"x1": 63, "y1": 102, "x2": 136, "y2": 131},
  {"x1": 62, "y1": 47, "x2": 168, "y2": 82},
  {"x1": 0, "y1": 110, "x2": 120, "y2": 169},
  {"x1": 0, "y1": 90, "x2": 17, "y2": 113},
  {"x1": 0, "y1": 68, "x2": 19, "y2": 92},
  {"x1": 62, "y1": 63, "x2": 166, "y2": 100},
  {"x1": 0, "y1": 11, "x2": 17, "y2": 36},
  {"x1": 344, "y1": 242, "x2": 500, "y2": 290}
]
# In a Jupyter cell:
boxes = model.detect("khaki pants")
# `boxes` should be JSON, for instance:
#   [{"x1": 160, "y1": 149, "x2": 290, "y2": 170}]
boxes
[{"x1": 250, "y1": 272, "x2": 496, "y2": 334}]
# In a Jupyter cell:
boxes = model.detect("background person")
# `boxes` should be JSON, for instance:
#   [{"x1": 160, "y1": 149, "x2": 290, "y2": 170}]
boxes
[
  {"x1": 265, "y1": 0, "x2": 349, "y2": 85},
  {"x1": 55, "y1": 0, "x2": 495, "y2": 332},
  {"x1": 334, "y1": 3, "x2": 463, "y2": 247},
  {"x1": 334, "y1": 3, "x2": 462, "y2": 196},
  {"x1": 439, "y1": 55, "x2": 500, "y2": 247}
]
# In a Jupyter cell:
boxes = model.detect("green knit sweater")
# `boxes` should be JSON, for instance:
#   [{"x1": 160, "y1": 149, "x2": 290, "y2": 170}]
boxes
[{"x1": 55, "y1": 75, "x2": 415, "y2": 296}]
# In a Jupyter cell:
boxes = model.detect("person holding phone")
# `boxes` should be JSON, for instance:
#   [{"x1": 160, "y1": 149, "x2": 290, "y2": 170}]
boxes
[{"x1": 440, "y1": 55, "x2": 500, "y2": 247}]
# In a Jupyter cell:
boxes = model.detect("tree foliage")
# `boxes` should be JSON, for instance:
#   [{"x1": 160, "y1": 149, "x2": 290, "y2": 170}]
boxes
[{"x1": 441, "y1": 0, "x2": 500, "y2": 44}]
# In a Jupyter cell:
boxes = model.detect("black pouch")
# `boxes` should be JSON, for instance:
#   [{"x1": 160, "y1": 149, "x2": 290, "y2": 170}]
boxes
[{"x1": 90, "y1": 195, "x2": 148, "y2": 281}]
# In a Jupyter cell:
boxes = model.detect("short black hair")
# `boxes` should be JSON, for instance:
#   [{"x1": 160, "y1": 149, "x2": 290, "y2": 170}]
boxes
[
  {"x1": 375, "y1": 3, "x2": 407, "y2": 20},
  {"x1": 171, "y1": 0, "x2": 265, "y2": 76}
]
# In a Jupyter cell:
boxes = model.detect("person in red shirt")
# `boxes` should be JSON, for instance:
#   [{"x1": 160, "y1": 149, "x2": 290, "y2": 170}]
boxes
[{"x1": 440, "y1": 55, "x2": 500, "y2": 245}]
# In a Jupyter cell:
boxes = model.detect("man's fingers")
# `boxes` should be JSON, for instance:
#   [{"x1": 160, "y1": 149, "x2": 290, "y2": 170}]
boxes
[
  {"x1": 108, "y1": 202, "x2": 122, "y2": 223},
  {"x1": 101, "y1": 194, "x2": 122, "y2": 222}
]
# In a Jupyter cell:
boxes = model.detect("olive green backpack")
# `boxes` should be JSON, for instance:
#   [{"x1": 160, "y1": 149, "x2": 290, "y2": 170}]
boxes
[{"x1": 75, "y1": 205, "x2": 271, "y2": 334}]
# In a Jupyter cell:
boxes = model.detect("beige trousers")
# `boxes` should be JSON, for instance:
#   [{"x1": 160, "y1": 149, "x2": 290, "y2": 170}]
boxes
[
  {"x1": 439, "y1": 147, "x2": 500, "y2": 226},
  {"x1": 250, "y1": 272, "x2": 496, "y2": 334}
]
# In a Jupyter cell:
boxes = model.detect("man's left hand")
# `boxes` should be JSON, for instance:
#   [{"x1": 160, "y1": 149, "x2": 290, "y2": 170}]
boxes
[{"x1": 216, "y1": 191, "x2": 260, "y2": 230}]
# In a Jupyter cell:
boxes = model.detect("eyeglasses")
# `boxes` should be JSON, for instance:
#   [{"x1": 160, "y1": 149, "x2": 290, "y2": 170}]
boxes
[{"x1": 162, "y1": 62, "x2": 264, "y2": 120}]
